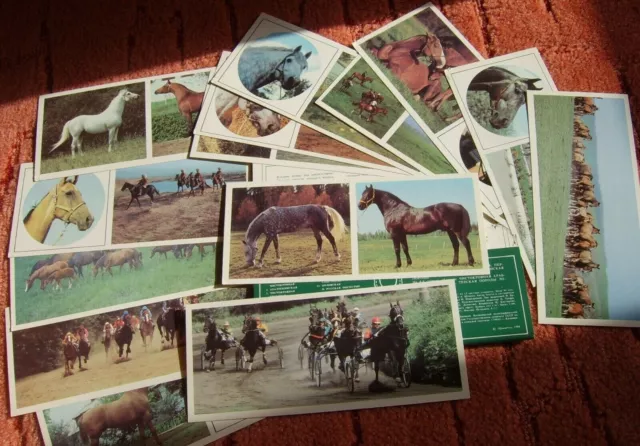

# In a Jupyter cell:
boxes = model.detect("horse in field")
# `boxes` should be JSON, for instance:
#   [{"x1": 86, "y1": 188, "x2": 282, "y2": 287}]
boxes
[
  {"x1": 26, "y1": 261, "x2": 69, "y2": 291},
  {"x1": 68, "y1": 251, "x2": 104, "y2": 277},
  {"x1": 241, "y1": 204, "x2": 347, "y2": 267},
  {"x1": 23, "y1": 176, "x2": 94, "y2": 244},
  {"x1": 358, "y1": 184, "x2": 475, "y2": 268},
  {"x1": 238, "y1": 45, "x2": 311, "y2": 94},
  {"x1": 115, "y1": 315, "x2": 134, "y2": 360},
  {"x1": 467, "y1": 66, "x2": 543, "y2": 129},
  {"x1": 347, "y1": 71, "x2": 373, "y2": 86},
  {"x1": 94, "y1": 248, "x2": 142, "y2": 277},
  {"x1": 120, "y1": 182, "x2": 161, "y2": 209},
  {"x1": 43, "y1": 267, "x2": 76, "y2": 290},
  {"x1": 49, "y1": 88, "x2": 140, "y2": 158},
  {"x1": 154, "y1": 79, "x2": 204, "y2": 132},
  {"x1": 74, "y1": 387, "x2": 162, "y2": 446}
]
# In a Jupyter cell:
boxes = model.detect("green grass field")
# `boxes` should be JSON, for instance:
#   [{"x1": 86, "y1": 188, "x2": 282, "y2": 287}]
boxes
[
  {"x1": 40, "y1": 137, "x2": 146, "y2": 174},
  {"x1": 228, "y1": 230, "x2": 352, "y2": 279},
  {"x1": 511, "y1": 146, "x2": 535, "y2": 242},
  {"x1": 152, "y1": 99, "x2": 179, "y2": 117},
  {"x1": 15, "y1": 247, "x2": 216, "y2": 325},
  {"x1": 534, "y1": 96, "x2": 575, "y2": 318},
  {"x1": 387, "y1": 119, "x2": 456, "y2": 174},
  {"x1": 357, "y1": 233, "x2": 483, "y2": 274},
  {"x1": 321, "y1": 59, "x2": 404, "y2": 139}
]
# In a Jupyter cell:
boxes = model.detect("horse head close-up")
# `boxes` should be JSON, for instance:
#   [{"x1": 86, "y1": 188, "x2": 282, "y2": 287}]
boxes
[
  {"x1": 241, "y1": 239, "x2": 258, "y2": 266},
  {"x1": 358, "y1": 184, "x2": 375, "y2": 210}
]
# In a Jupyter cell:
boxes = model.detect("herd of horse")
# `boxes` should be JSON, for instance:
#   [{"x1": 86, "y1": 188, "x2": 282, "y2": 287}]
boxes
[{"x1": 562, "y1": 97, "x2": 601, "y2": 319}]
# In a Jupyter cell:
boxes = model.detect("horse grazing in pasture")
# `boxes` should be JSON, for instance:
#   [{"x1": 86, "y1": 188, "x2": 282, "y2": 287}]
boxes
[
  {"x1": 574, "y1": 118, "x2": 592, "y2": 140},
  {"x1": 154, "y1": 79, "x2": 204, "y2": 132},
  {"x1": 347, "y1": 71, "x2": 374, "y2": 86},
  {"x1": 74, "y1": 387, "x2": 162, "y2": 446},
  {"x1": 94, "y1": 248, "x2": 142, "y2": 277},
  {"x1": 50, "y1": 88, "x2": 140, "y2": 158},
  {"x1": 115, "y1": 315, "x2": 134, "y2": 360},
  {"x1": 358, "y1": 185, "x2": 475, "y2": 268},
  {"x1": 467, "y1": 66, "x2": 542, "y2": 130},
  {"x1": 241, "y1": 204, "x2": 347, "y2": 267},
  {"x1": 238, "y1": 45, "x2": 312, "y2": 94},
  {"x1": 203, "y1": 317, "x2": 236, "y2": 371},
  {"x1": 26, "y1": 261, "x2": 69, "y2": 292},
  {"x1": 157, "y1": 308, "x2": 185, "y2": 348},
  {"x1": 566, "y1": 250, "x2": 600, "y2": 271},
  {"x1": 215, "y1": 89, "x2": 283, "y2": 136},
  {"x1": 368, "y1": 302, "x2": 410, "y2": 385},
  {"x1": 150, "y1": 245, "x2": 182, "y2": 259},
  {"x1": 68, "y1": 251, "x2": 104, "y2": 277},
  {"x1": 23, "y1": 176, "x2": 94, "y2": 244},
  {"x1": 239, "y1": 316, "x2": 272, "y2": 372},
  {"x1": 564, "y1": 273, "x2": 586, "y2": 292},
  {"x1": 43, "y1": 267, "x2": 76, "y2": 290},
  {"x1": 120, "y1": 182, "x2": 161, "y2": 210}
]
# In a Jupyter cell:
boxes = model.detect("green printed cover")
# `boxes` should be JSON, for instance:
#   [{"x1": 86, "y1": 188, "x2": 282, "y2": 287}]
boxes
[{"x1": 254, "y1": 247, "x2": 533, "y2": 345}]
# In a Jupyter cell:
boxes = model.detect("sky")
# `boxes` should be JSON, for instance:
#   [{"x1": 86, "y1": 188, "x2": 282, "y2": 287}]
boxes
[
  {"x1": 150, "y1": 71, "x2": 210, "y2": 103},
  {"x1": 356, "y1": 178, "x2": 478, "y2": 234},
  {"x1": 21, "y1": 174, "x2": 105, "y2": 245},
  {"x1": 585, "y1": 97, "x2": 640, "y2": 319},
  {"x1": 248, "y1": 32, "x2": 321, "y2": 74},
  {"x1": 46, "y1": 400, "x2": 99, "y2": 432},
  {"x1": 403, "y1": 114, "x2": 430, "y2": 138},
  {"x1": 116, "y1": 159, "x2": 245, "y2": 180}
]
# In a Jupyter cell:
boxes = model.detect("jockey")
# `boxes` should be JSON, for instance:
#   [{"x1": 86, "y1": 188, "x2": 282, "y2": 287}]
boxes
[
  {"x1": 136, "y1": 174, "x2": 148, "y2": 193},
  {"x1": 371, "y1": 317, "x2": 382, "y2": 336},
  {"x1": 113, "y1": 318, "x2": 124, "y2": 331},
  {"x1": 77, "y1": 324, "x2": 89, "y2": 344},
  {"x1": 102, "y1": 322, "x2": 113, "y2": 343},
  {"x1": 140, "y1": 305, "x2": 152, "y2": 322},
  {"x1": 62, "y1": 332, "x2": 78, "y2": 348},
  {"x1": 255, "y1": 316, "x2": 272, "y2": 346},
  {"x1": 179, "y1": 169, "x2": 187, "y2": 184},
  {"x1": 352, "y1": 307, "x2": 364, "y2": 326},
  {"x1": 194, "y1": 168, "x2": 204, "y2": 186},
  {"x1": 221, "y1": 321, "x2": 233, "y2": 341},
  {"x1": 319, "y1": 317, "x2": 332, "y2": 338}
]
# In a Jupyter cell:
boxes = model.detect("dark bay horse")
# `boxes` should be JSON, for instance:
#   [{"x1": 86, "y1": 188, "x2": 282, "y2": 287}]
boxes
[
  {"x1": 369, "y1": 302, "x2": 410, "y2": 386},
  {"x1": 242, "y1": 204, "x2": 347, "y2": 267},
  {"x1": 467, "y1": 66, "x2": 543, "y2": 129},
  {"x1": 203, "y1": 317, "x2": 236, "y2": 371},
  {"x1": 121, "y1": 182, "x2": 161, "y2": 210},
  {"x1": 115, "y1": 316, "x2": 133, "y2": 360},
  {"x1": 157, "y1": 308, "x2": 185, "y2": 348},
  {"x1": 333, "y1": 314, "x2": 362, "y2": 380},
  {"x1": 63, "y1": 333, "x2": 79, "y2": 377},
  {"x1": 154, "y1": 79, "x2": 204, "y2": 132},
  {"x1": 358, "y1": 184, "x2": 475, "y2": 268},
  {"x1": 239, "y1": 316, "x2": 269, "y2": 372}
]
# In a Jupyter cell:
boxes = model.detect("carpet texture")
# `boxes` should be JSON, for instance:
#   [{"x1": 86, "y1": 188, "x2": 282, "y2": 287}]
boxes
[{"x1": 1, "y1": 1, "x2": 639, "y2": 445}]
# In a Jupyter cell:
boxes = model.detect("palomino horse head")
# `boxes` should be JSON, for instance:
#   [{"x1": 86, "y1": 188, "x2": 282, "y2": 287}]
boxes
[
  {"x1": 154, "y1": 80, "x2": 174, "y2": 95},
  {"x1": 54, "y1": 177, "x2": 94, "y2": 231},
  {"x1": 358, "y1": 184, "x2": 376, "y2": 210},
  {"x1": 276, "y1": 45, "x2": 311, "y2": 90},
  {"x1": 241, "y1": 239, "x2": 258, "y2": 266},
  {"x1": 389, "y1": 301, "x2": 405, "y2": 329},
  {"x1": 118, "y1": 88, "x2": 139, "y2": 102}
]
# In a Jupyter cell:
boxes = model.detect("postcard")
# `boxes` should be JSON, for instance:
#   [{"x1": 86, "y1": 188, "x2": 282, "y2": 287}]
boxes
[
  {"x1": 221, "y1": 176, "x2": 489, "y2": 285},
  {"x1": 10, "y1": 242, "x2": 216, "y2": 330},
  {"x1": 186, "y1": 281, "x2": 469, "y2": 420},
  {"x1": 9, "y1": 161, "x2": 246, "y2": 257},
  {"x1": 352, "y1": 3, "x2": 484, "y2": 140},
  {"x1": 6, "y1": 304, "x2": 185, "y2": 416},
  {"x1": 208, "y1": 14, "x2": 350, "y2": 121},
  {"x1": 529, "y1": 92, "x2": 640, "y2": 327},
  {"x1": 255, "y1": 163, "x2": 387, "y2": 183},
  {"x1": 34, "y1": 66, "x2": 220, "y2": 181},
  {"x1": 36, "y1": 378, "x2": 257, "y2": 446}
]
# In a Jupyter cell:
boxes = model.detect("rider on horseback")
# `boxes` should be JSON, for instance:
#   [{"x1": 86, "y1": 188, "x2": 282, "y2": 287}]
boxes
[
  {"x1": 63, "y1": 331, "x2": 78, "y2": 348},
  {"x1": 255, "y1": 316, "x2": 272, "y2": 346},
  {"x1": 222, "y1": 321, "x2": 233, "y2": 341},
  {"x1": 136, "y1": 174, "x2": 149, "y2": 194},
  {"x1": 76, "y1": 324, "x2": 90, "y2": 359},
  {"x1": 352, "y1": 307, "x2": 364, "y2": 327},
  {"x1": 371, "y1": 316, "x2": 382, "y2": 336},
  {"x1": 194, "y1": 168, "x2": 204, "y2": 186},
  {"x1": 140, "y1": 305, "x2": 153, "y2": 324},
  {"x1": 102, "y1": 322, "x2": 114, "y2": 343},
  {"x1": 179, "y1": 169, "x2": 187, "y2": 185}
]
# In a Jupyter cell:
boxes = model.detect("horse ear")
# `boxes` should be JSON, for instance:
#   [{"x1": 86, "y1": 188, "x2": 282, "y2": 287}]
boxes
[
  {"x1": 390, "y1": 302, "x2": 393, "y2": 308},
  {"x1": 72, "y1": 176, "x2": 79, "y2": 185},
  {"x1": 167, "y1": 79, "x2": 171, "y2": 84},
  {"x1": 293, "y1": 45, "x2": 302, "y2": 53},
  {"x1": 305, "y1": 51, "x2": 312, "y2": 59},
  {"x1": 242, "y1": 240, "x2": 247, "y2": 245},
  {"x1": 526, "y1": 78, "x2": 543, "y2": 91}
]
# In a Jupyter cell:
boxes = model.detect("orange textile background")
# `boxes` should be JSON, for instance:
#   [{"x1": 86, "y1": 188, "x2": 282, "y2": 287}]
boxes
[{"x1": 1, "y1": 0, "x2": 640, "y2": 445}]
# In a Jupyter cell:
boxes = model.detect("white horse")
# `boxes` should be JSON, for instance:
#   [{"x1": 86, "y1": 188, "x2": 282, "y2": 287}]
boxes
[
  {"x1": 238, "y1": 45, "x2": 311, "y2": 94},
  {"x1": 49, "y1": 88, "x2": 139, "y2": 158}
]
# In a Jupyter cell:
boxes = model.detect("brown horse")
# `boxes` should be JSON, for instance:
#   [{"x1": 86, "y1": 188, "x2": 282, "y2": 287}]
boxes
[
  {"x1": 23, "y1": 176, "x2": 94, "y2": 244},
  {"x1": 26, "y1": 260, "x2": 69, "y2": 292},
  {"x1": 63, "y1": 333, "x2": 78, "y2": 377},
  {"x1": 347, "y1": 71, "x2": 373, "y2": 86},
  {"x1": 43, "y1": 267, "x2": 76, "y2": 291},
  {"x1": 103, "y1": 322, "x2": 114, "y2": 361},
  {"x1": 140, "y1": 313, "x2": 154, "y2": 350},
  {"x1": 154, "y1": 79, "x2": 204, "y2": 131},
  {"x1": 74, "y1": 387, "x2": 162, "y2": 446},
  {"x1": 358, "y1": 184, "x2": 475, "y2": 268}
]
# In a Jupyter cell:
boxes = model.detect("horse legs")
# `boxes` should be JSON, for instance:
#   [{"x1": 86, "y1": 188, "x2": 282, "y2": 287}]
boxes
[
  {"x1": 107, "y1": 127, "x2": 117, "y2": 152},
  {"x1": 391, "y1": 235, "x2": 402, "y2": 268},
  {"x1": 257, "y1": 236, "x2": 273, "y2": 267},
  {"x1": 220, "y1": 348, "x2": 225, "y2": 365},
  {"x1": 135, "y1": 196, "x2": 141, "y2": 208},
  {"x1": 262, "y1": 345, "x2": 268, "y2": 365},
  {"x1": 374, "y1": 359, "x2": 380, "y2": 383},
  {"x1": 400, "y1": 233, "x2": 412, "y2": 266},
  {"x1": 126, "y1": 195, "x2": 135, "y2": 210},
  {"x1": 273, "y1": 234, "x2": 282, "y2": 264},
  {"x1": 447, "y1": 230, "x2": 461, "y2": 266},
  {"x1": 313, "y1": 229, "x2": 323, "y2": 263},
  {"x1": 458, "y1": 233, "x2": 475, "y2": 266},
  {"x1": 320, "y1": 228, "x2": 341, "y2": 260}
]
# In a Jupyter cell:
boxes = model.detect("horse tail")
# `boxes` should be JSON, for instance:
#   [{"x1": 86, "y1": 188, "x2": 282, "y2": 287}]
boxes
[
  {"x1": 50, "y1": 121, "x2": 71, "y2": 153},
  {"x1": 323, "y1": 206, "x2": 347, "y2": 242}
]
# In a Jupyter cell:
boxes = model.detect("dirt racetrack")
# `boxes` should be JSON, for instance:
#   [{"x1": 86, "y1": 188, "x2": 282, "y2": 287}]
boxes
[
  {"x1": 15, "y1": 331, "x2": 185, "y2": 410},
  {"x1": 192, "y1": 301, "x2": 461, "y2": 416},
  {"x1": 152, "y1": 137, "x2": 192, "y2": 157}
]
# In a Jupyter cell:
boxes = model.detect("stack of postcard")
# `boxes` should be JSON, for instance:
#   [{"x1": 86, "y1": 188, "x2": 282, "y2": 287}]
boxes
[{"x1": 5, "y1": 2, "x2": 640, "y2": 442}]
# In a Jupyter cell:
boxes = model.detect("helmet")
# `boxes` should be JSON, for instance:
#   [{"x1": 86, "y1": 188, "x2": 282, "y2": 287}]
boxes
[
  {"x1": 353, "y1": 307, "x2": 360, "y2": 312},
  {"x1": 142, "y1": 174, "x2": 147, "y2": 178},
  {"x1": 255, "y1": 316, "x2": 261, "y2": 322},
  {"x1": 372, "y1": 317, "x2": 381, "y2": 325},
  {"x1": 142, "y1": 306, "x2": 148, "y2": 310},
  {"x1": 224, "y1": 321, "x2": 230, "y2": 327},
  {"x1": 123, "y1": 310, "x2": 129, "y2": 315}
]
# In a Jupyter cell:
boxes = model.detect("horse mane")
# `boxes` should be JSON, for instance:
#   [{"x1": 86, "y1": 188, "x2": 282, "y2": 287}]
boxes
[
  {"x1": 374, "y1": 188, "x2": 410, "y2": 208},
  {"x1": 244, "y1": 209, "x2": 267, "y2": 243}
]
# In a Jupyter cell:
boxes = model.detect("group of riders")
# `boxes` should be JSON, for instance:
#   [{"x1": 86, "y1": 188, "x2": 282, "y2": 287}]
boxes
[
  {"x1": 134, "y1": 167, "x2": 225, "y2": 194},
  {"x1": 209, "y1": 315, "x2": 270, "y2": 346}
]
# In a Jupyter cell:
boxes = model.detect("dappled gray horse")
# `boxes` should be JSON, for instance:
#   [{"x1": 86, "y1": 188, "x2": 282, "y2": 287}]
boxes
[
  {"x1": 238, "y1": 45, "x2": 312, "y2": 93},
  {"x1": 468, "y1": 66, "x2": 543, "y2": 129},
  {"x1": 242, "y1": 204, "x2": 347, "y2": 267}
]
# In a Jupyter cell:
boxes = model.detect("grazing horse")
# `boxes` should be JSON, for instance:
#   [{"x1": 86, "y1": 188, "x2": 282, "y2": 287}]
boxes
[
  {"x1": 63, "y1": 333, "x2": 79, "y2": 377},
  {"x1": 467, "y1": 66, "x2": 543, "y2": 129},
  {"x1": 369, "y1": 302, "x2": 409, "y2": 384},
  {"x1": 157, "y1": 308, "x2": 185, "y2": 348},
  {"x1": 139, "y1": 314, "x2": 154, "y2": 350},
  {"x1": 115, "y1": 315, "x2": 133, "y2": 360},
  {"x1": 74, "y1": 387, "x2": 162, "y2": 446},
  {"x1": 239, "y1": 316, "x2": 270, "y2": 373},
  {"x1": 154, "y1": 79, "x2": 204, "y2": 131},
  {"x1": 43, "y1": 267, "x2": 76, "y2": 290},
  {"x1": 50, "y1": 88, "x2": 140, "y2": 158},
  {"x1": 238, "y1": 45, "x2": 312, "y2": 94},
  {"x1": 26, "y1": 261, "x2": 69, "y2": 291},
  {"x1": 358, "y1": 185, "x2": 475, "y2": 268},
  {"x1": 241, "y1": 204, "x2": 347, "y2": 267},
  {"x1": 68, "y1": 251, "x2": 104, "y2": 277},
  {"x1": 120, "y1": 182, "x2": 161, "y2": 209},
  {"x1": 23, "y1": 176, "x2": 94, "y2": 244},
  {"x1": 203, "y1": 317, "x2": 236, "y2": 371}
]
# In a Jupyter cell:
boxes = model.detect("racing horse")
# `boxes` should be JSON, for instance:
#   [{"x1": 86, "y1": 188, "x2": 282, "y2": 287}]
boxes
[
  {"x1": 467, "y1": 66, "x2": 543, "y2": 129},
  {"x1": 154, "y1": 79, "x2": 204, "y2": 132},
  {"x1": 120, "y1": 182, "x2": 161, "y2": 209},
  {"x1": 103, "y1": 322, "x2": 114, "y2": 361},
  {"x1": 202, "y1": 317, "x2": 236, "y2": 371},
  {"x1": 75, "y1": 329, "x2": 91, "y2": 370},
  {"x1": 239, "y1": 315, "x2": 274, "y2": 372},
  {"x1": 368, "y1": 301, "x2": 410, "y2": 386},
  {"x1": 241, "y1": 204, "x2": 347, "y2": 267},
  {"x1": 63, "y1": 333, "x2": 79, "y2": 377},
  {"x1": 358, "y1": 184, "x2": 475, "y2": 268},
  {"x1": 115, "y1": 315, "x2": 134, "y2": 361},
  {"x1": 347, "y1": 71, "x2": 373, "y2": 86},
  {"x1": 23, "y1": 176, "x2": 94, "y2": 244},
  {"x1": 49, "y1": 88, "x2": 140, "y2": 158},
  {"x1": 333, "y1": 314, "x2": 362, "y2": 380},
  {"x1": 139, "y1": 313, "x2": 154, "y2": 351},
  {"x1": 157, "y1": 307, "x2": 185, "y2": 348},
  {"x1": 238, "y1": 45, "x2": 312, "y2": 95}
]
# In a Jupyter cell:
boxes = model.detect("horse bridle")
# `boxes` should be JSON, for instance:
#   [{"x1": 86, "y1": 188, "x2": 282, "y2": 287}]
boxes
[
  {"x1": 359, "y1": 188, "x2": 375, "y2": 208},
  {"x1": 271, "y1": 50, "x2": 300, "y2": 84},
  {"x1": 53, "y1": 184, "x2": 87, "y2": 224}
]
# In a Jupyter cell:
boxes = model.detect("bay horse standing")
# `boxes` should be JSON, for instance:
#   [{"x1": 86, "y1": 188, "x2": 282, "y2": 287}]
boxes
[
  {"x1": 23, "y1": 176, "x2": 94, "y2": 244},
  {"x1": 115, "y1": 315, "x2": 133, "y2": 361},
  {"x1": 49, "y1": 88, "x2": 140, "y2": 158},
  {"x1": 241, "y1": 204, "x2": 347, "y2": 267},
  {"x1": 121, "y1": 182, "x2": 161, "y2": 209},
  {"x1": 154, "y1": 79, "x2": 204, "y2": 132},
  {"x1": 358, "y1": 184, "x2": 475, "y2": 268}
]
